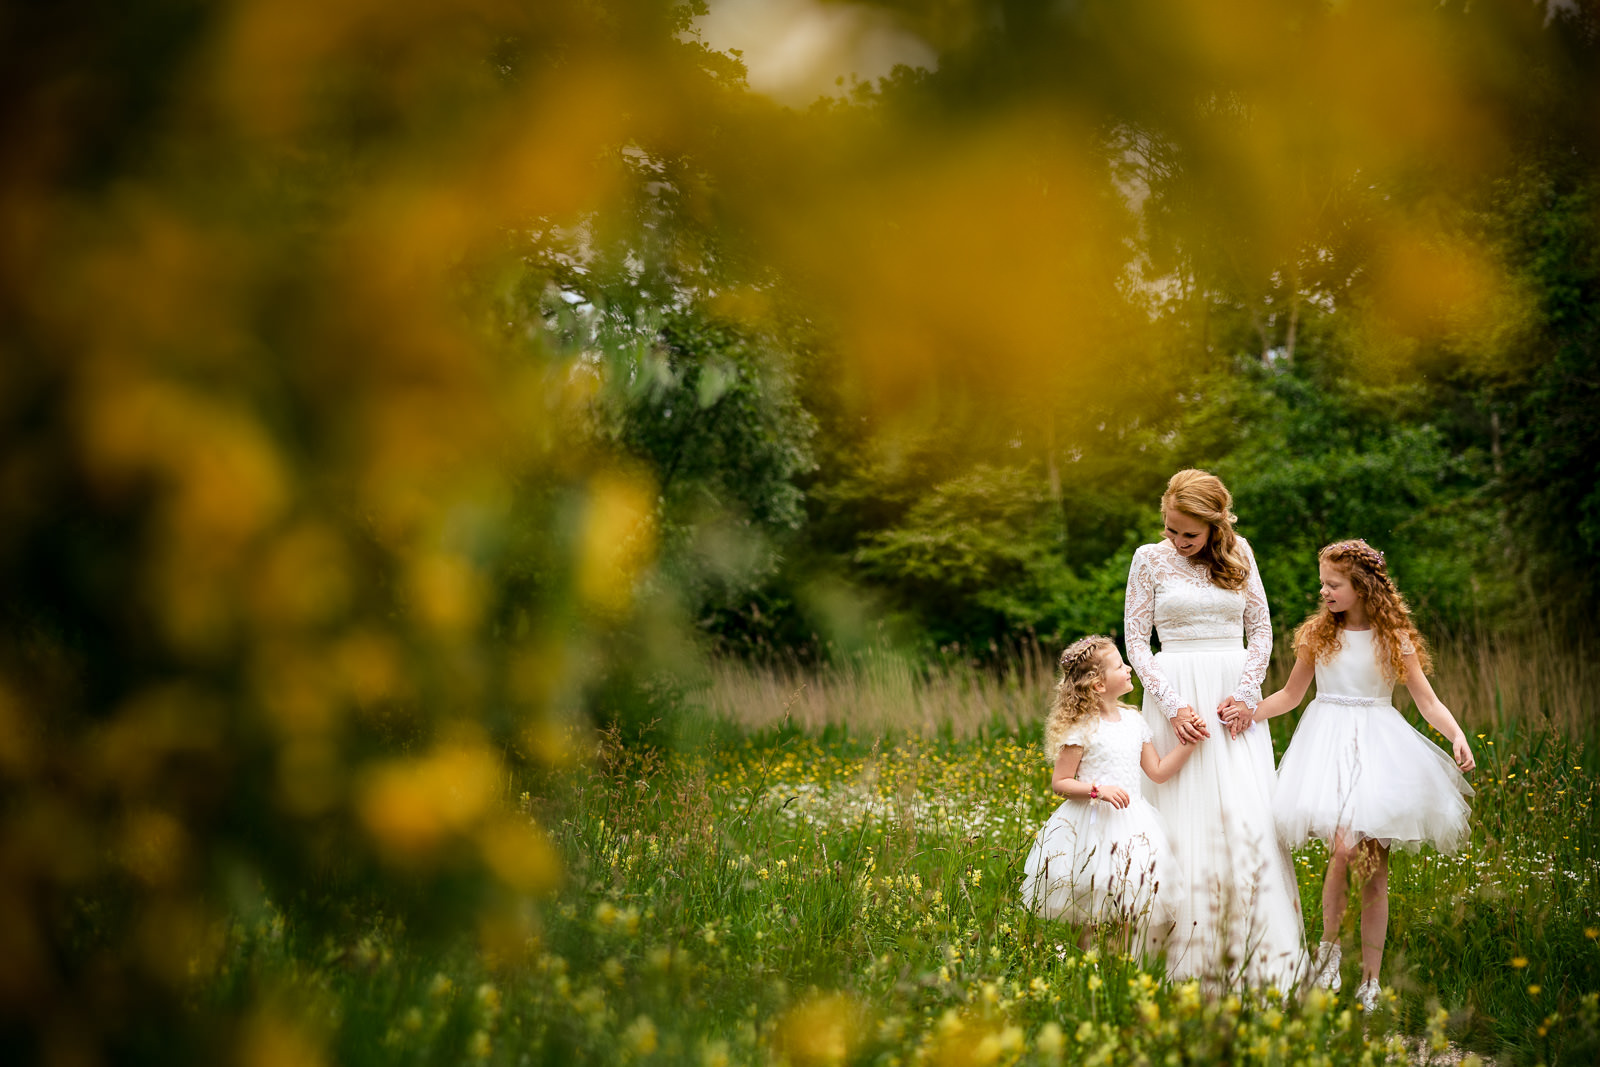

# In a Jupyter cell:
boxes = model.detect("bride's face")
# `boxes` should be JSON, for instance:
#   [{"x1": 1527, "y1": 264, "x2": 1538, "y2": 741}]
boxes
[{"x1": 1162, "y1": 509, "x2": 1210, "y2": 558}]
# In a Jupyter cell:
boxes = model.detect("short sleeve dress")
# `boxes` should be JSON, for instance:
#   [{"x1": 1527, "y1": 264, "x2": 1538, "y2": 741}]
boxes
[{"x1": 1020, "y1": 710, "x2": 1182, "y2": 932}]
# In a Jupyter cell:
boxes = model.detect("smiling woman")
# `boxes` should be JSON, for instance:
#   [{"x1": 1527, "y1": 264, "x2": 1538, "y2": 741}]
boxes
[
  {"x1": 1160, "y1": 470, "x2": 1250, "y2": 593},
  {"x1": 1122, "y1": 469, "x2": 1307, "y2": 988},
  {"x1": 1162, "y1": 510, "x2": 1209, "y2": 557}
]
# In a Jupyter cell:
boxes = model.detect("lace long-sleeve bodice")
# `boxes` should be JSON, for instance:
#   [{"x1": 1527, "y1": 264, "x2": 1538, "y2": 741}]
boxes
[{"x1": 1123, "y1": 537, "x2": 1273, "y2": 717}]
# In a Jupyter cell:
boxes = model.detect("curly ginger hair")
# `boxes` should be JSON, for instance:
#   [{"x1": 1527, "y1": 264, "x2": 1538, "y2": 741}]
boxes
[{"x1": 1293, "y1": 539, "x2": 1431, "y2": 683}]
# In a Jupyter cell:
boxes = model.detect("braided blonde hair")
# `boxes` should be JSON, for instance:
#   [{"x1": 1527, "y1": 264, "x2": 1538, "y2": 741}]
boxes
[
  {"x1": 1161, "y1": 469, "x2": 1249, "y2": 591},
  {"x1": 1293, "y1": 539, "x2": 1431, "y2": 682},
  {"x1": 1043, "y1": 635, "x2": 1117, "y2": 758}
]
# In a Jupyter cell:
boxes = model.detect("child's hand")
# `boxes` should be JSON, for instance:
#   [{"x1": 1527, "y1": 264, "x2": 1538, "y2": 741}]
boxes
[
  {"x1": 1216, "y1": 697, "x2": 1250, "y2": 738},
  {"x1": 1452, "y1": 733, "x2": 1475, "y2": 772},
  {"x1": 1096, "y1": 786, "x2": 1131, "y2": 809},
  {"x1": 1172, "y1": 707, "x2": 1210, "y2": 743}
]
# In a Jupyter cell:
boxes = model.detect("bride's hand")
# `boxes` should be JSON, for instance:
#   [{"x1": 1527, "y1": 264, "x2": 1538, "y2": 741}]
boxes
[
  {"x1": 1172, "y1": 707, "x2": 1209, "y2": 744},
  {"x1": 1217, "y1": 697, "x2": 1253, "y2": 739}
]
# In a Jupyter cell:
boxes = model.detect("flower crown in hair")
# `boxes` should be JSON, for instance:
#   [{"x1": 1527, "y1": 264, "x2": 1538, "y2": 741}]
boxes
[
  {"x1": 1352, "y1": 541, "x2": 1386, "y2": 569},
  {"x1": 1333, "y1": 539, "x2": 1395, "y2": 588},
  {"x1": 1058, "y1": 636, "x2": 1108, "y2": 675}
]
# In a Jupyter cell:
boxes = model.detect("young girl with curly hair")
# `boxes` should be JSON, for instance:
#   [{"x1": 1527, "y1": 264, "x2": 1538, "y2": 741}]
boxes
[
  {"x1": 1020, "y1": 635, "x2": 1201, "y2": 953},
  {"x1": 1251, "y1": 540, "x2": 1476, "y2": 1009}
]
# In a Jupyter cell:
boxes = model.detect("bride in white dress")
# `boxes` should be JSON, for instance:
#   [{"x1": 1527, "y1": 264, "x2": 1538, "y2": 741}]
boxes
[{"x1": 1124, "y1": 470, "x2": 1306, "y2": 989}]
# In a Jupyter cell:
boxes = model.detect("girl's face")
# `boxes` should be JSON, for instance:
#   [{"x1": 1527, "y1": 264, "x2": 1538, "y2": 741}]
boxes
[
  {"x1": 1162, "y1": 509, "x2": 1210, "y2": 558},
  {"x1": 1318, "y1": 560, "x2": 1360, "y2": 614},
  {"x1": 1095, "y1": 647, "x2": 1135, "y2": 700}
]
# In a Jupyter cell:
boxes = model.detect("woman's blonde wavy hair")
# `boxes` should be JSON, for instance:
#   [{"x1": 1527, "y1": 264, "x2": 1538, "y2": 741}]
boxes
[
  {"x1": 1293, "y1": 539, "x2": 1431, "y2": 683},
  {"x1": 1043, "y1": 635, "x2": 1118, "y2": 758},
  {"x1": 1162, "y1": 469, "x2": 1249, "y2": 591}
]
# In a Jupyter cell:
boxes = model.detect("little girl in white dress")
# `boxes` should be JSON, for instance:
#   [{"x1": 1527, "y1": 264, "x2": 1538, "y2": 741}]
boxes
[
  {"x1": 1022, "y1": 635, "x2": 1199, "y2": 952},
  {"x1": 1250, "y1": 540, "x2": 1475, "y2": 1010}
]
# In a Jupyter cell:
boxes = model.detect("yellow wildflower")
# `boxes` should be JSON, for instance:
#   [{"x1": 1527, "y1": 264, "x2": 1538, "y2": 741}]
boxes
[
  {"x1": 700, "y1": 1039, "x2": 731, "y2": 1067},
  {"x1": 624, "y1": 1015, "x2": 658, "y2": 1056},
  {"x1": 1035, "y1": 1021, "x2": 1064, "y2": 1058}
]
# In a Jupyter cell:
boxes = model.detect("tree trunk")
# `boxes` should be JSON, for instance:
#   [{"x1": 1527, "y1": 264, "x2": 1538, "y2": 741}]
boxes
[
  {"x1": 1045, "y1": 417, "x2": 1062, "y2": 504},
  {"x1": 1283, "y1": 288, "x2": 1300, "y2": 365}
]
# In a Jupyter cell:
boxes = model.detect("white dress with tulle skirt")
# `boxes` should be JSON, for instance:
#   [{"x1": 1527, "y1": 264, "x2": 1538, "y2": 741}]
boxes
[
  {"x1": 1021, "y1": 711, "x2": 1183, "y2": 934},
  {"x1": 1274, "y1": 630, "x2": 1474, "y2": 852},
  {"x1": 1125, "y1": 538, "x2": 1307, "y2": 989}
]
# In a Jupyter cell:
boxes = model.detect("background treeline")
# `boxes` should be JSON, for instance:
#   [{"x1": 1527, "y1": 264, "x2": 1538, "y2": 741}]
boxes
[{"x1": 543, "y1": 9, "x2": 1600, "y2": 663}]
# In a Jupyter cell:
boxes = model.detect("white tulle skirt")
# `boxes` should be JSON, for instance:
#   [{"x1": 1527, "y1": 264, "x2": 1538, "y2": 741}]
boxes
[
  {"x1": 1274, "y1": 697, "x2": 1474, "y2": 853},
  {"x1": 1021, "y1": 796, "x2": 1182, "y2": 932},
  {"x1": 1141, "y1": 639, "x2": 1308, "y2": 990}
]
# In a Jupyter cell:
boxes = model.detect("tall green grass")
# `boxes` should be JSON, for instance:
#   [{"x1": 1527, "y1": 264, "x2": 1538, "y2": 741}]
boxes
[
  {"x1": 203, "y1": 724, "x2": 1596, "y2": 1063},
  {"x1": 195, "y1": 632, "x2": 1598, "y2": 1065}
]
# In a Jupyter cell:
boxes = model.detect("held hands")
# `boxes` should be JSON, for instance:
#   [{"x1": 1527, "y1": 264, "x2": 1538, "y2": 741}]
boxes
[
  {"x1": 1216, "y1": 696, "x2": 1255, "y2": 739},
  {"x1": 1171, "y1": 707, "x2": 1210, "y2": 744}
]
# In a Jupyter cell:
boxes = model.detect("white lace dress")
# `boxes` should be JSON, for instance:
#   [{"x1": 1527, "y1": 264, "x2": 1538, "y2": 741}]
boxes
[
  {"x1": 1020, "y1": 710, "x2": 1182, "y2": 934},
  {"x1": 1274, "y1": 630, "x2": 1474, "y2": 853},
  {"x1": 1125, "y1": 538, "x2": 1306, "y2": 989}
]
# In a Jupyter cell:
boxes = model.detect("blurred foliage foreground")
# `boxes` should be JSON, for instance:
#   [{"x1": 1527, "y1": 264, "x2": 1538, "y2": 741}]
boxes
[{"x1": 2, "y1": 0, "x2": 1600, "y2": 1062}]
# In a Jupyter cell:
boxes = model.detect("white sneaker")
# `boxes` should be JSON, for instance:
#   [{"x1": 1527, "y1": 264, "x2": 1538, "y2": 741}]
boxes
[
  {"x1": 1312, "y1": 942, "x2": 1342, "y2": 992},
  {"x1": 1354, "y1": 978, "x2": 1381, "y2": 1011}
]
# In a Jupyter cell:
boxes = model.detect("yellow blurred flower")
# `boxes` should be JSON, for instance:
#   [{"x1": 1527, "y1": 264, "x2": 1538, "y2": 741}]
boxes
[
  {"x1": 577, "y1": 471, "x2": 657, "y2": 618},
  {"x1": 240, "y1": 1010, "x2": 325, "y2": 1067},
  {"x1": 357, "y1": 734, "x2": 500, "y2": 862},
  {"x1": 1034, "y1": 1021, "x2": 1064, "y2": 1058},
  {"x1": 773, "y1": 994, "x2": 860, "y2": 1066},
  {"x1": 624, "y1": 1015, "x2": 658, "y2": 1056},
  {"x1": 700, "y1": 1038, "x2": 731, "y2": 1067},
  {"x1": 478, "y1": 816, "x2": 562, "y2": 893}
]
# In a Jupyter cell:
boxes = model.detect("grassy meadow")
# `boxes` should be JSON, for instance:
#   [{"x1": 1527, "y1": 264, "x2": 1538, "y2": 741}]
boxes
[{"x1": 197, "y1": 633, "x2": 1600, "y2": 1067}]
